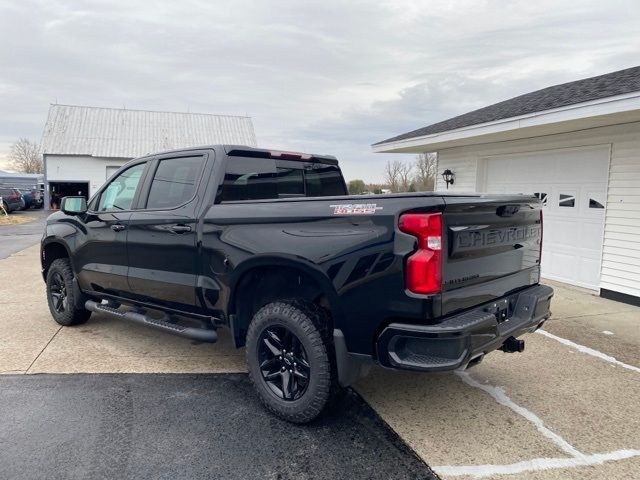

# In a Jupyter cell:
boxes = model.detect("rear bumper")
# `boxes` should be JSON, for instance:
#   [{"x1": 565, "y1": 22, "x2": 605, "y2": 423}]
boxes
[{"x1": 376, "y1": 284, "x2": 553, "y2": 372}]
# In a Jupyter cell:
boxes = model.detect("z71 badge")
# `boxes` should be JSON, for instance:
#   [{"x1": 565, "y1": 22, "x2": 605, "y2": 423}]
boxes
[{"x1": 330, "y1": 203, "x2": 383, "y2": 215}]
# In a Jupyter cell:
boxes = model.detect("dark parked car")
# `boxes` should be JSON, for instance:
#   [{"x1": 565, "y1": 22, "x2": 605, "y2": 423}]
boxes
[
  {"x1": 41, "y1": 145, "x2": 553, "y2": 423},
  {"x1": 0, "y1": 187, "x2": 24, "y2": 213},
  {"x1": 18, "y1": 189, "x2": 34, "y2": 209}
]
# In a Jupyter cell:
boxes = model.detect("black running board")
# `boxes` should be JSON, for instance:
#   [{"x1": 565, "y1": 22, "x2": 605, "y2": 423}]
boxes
[{"x1": 85, "y1": 300, "x2": 218, "y2": 343}]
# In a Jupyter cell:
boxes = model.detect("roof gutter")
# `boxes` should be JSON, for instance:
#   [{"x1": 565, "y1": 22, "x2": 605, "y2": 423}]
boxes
[{"x1": 372, "y1": 90, "x2": 640, "y2": 153}]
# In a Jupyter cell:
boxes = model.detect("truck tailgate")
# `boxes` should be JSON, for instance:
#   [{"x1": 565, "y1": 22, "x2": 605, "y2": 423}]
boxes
[{"x1": 441, "y1": 195, "x2": 543, "y2": 315}]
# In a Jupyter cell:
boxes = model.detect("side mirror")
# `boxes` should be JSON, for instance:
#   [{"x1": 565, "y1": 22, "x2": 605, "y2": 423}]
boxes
[{"x1": 61, "y1": 196, "x2": 87, "y2": 215}]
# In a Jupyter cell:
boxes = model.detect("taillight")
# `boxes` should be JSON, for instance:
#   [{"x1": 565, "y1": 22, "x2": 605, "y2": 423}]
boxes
[
  {"x1": 269, "y1": 150, "x2": 312, "y2": 160},
  {"x1": 539, "y1": 209, "x2": 544, "y2": 264},
  {"x1": 398, "y1": 212, "x2": 443, "y2": 294}
]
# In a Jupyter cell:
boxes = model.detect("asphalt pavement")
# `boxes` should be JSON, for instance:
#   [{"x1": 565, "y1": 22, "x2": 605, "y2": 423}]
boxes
[
  {"x1": 0, "y1": 209, "x2": 47, "y2": 259},
  {"x1": 0, "y1": 374, "x2": 436, "y2": 480}
]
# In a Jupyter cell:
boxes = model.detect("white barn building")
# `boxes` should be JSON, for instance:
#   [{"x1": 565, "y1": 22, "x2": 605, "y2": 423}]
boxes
[
  {"x1": 41, "y1": 104, "x2": 257, "y2": 208},
  {"x1": 373, "y1": 66, "x2": 640, "y2": 305}
]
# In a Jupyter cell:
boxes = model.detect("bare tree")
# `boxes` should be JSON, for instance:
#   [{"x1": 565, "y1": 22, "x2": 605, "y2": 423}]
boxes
[
  {"x1": 384, "y1": 160, "x2": 403, "y2": 193},
  {"x1": 8, "y1": 138, "x2": 42, "y2": 173},
  {"x1": 398, "y1": 161, "x2": 413, "y2": 192},
  {"x1": 414, "y1": 152, "x2": 437, "y2": 191}
]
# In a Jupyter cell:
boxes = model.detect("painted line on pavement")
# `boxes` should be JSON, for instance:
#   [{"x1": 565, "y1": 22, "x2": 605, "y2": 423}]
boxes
[
  {"x1": 435, "y1": 449, "x2": 640, "y2": 479},
  {"x1": 536, "y1": 329, "x2": 640, "y2": 374},
  {"x1": 439, "y1": 371, "x2": 640, "y2": 478},
  {"x1": 456, "y1": 371, "x2": 582, "y2": 457}
]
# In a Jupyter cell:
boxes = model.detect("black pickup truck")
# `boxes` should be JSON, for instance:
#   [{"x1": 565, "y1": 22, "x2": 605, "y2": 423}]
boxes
[{"x1": 41, "y1": 145, "x2": 553, "y2": 423}]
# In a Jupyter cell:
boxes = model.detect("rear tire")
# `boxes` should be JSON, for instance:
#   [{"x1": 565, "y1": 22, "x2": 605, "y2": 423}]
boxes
[
  {"x1": 46, "y1": 258, "x2": 91, "y2": 326},
  {"x1": 246, "y1": 300, "x2": 337, "y2": 423}
]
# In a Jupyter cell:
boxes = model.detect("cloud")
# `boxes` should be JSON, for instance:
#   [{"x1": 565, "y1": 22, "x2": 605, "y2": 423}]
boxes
[{"x1": 0, "y1": 0, "x2": 639, "y2": 179}]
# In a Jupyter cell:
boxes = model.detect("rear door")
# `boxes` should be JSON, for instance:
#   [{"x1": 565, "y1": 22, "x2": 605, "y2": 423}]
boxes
[
  {"x1": 126, "y1": 151, "x2": 210, "y2": 309},
  {"x1": 441, "y1": 195, "x2": 543, "y2": 315}
]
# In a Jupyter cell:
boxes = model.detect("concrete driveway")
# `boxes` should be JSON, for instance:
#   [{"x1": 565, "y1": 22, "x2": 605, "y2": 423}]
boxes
[
  {"x1": 0, "y1": 209, "x2": 47, "y2": 259},
  {"x1": 1, "y1": 244, "x2": 639, "y2": 479}
]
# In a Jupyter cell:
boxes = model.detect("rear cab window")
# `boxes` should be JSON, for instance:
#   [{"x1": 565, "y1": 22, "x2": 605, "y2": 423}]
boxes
[{"x1": 220, "y1": 156, "x2": 346, "y2": 202}]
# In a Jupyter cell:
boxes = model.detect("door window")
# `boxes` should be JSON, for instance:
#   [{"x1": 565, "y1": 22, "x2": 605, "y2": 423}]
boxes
[
  {"x1": 97, "y1": 162, "x2": 146, "y2": 212},
  {"x1": 559, "y1": 193, "x2": 576, "y2": 208},
  {"x1": 145, "y1": 156, "x2": 205, "y2": 209},
  {"x1": 533, "y1": 192, "x2": 548, "y2": 206},
  {"x1": 586, "y1": 190, "x2": 606, "y2": 210}
]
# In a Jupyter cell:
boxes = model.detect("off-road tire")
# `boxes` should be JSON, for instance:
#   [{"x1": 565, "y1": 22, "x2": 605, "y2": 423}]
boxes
[
  {"x1": 246, "y1": 300, "x2": 338, "y2": 423},
  {"x1": 46, "y1": 258, "x2": 91, "y2": 326}
]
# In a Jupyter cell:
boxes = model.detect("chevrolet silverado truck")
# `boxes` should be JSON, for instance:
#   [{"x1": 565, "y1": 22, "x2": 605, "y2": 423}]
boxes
[{"x1": 41, "y1": 145, "x2": 553, "y2": 423}]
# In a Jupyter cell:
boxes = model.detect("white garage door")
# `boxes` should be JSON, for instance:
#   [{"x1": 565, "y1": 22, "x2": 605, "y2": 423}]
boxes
[{"x1": 483, "y1": 145, "x2": 609, "y2": 289}]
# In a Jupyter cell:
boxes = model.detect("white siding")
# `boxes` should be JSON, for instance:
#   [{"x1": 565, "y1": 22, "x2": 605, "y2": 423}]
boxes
[
  {"x1": 434, "y1": 152, "x2": 479, "y2": 191},
  {"x1": 601, "y1": 133, "x2": 640, "y2": 298},
  {"x1": 434, "y1": 121, "x2": 640, "y2": 299},
  {"x1": 45, "y1": 155, "x2": 128, "y2": 197}
]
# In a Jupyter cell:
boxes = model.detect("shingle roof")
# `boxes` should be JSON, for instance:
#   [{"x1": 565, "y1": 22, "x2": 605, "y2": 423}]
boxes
[
  {"x1": 41, "y1": 104, "x2": 257, "y2": 158},
  {"x1": 375, "y1": 66, "x2": 640, "y2": 145}
]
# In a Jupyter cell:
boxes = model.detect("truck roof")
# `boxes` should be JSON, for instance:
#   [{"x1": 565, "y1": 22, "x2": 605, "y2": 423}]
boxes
[
  {"x1": 142, "y1": 145, "x2": 339, "y2": 165},
  {"x1": 224, "y1": 145, "x2": 339, "y2": 165}
]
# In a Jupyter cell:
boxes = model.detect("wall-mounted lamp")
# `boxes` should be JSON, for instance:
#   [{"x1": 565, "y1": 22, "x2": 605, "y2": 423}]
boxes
[{"x1": 441, "y1": 169, "x2": 455, "y2": 189}]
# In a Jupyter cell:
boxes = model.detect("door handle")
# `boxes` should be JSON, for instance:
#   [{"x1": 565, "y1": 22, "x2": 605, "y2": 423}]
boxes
[
  {"x1": 111, "y1": 224, "x2": 126, "y2": 232},
  {"x1": 170, "y1": 224, "x2": 192, "y2": 233}
]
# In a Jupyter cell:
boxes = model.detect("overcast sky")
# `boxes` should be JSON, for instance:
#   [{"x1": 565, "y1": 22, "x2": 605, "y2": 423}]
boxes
[{"x1": 1, "y1": 0, "x2": 639, "y2": 182}]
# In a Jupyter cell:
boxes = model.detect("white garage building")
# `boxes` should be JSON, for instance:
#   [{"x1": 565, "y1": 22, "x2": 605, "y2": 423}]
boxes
[
  {"x1": 41, "y1": 104, "x2": 257, "y2": 208},
  {"x1": 373, "y1": 66, "x2": 640, "y2": 305}
]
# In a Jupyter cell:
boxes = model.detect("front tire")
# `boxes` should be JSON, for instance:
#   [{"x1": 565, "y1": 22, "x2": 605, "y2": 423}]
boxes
[
  {"x1": 46, "y1": 258, "x2": 91, "y2": 326},
  {"x1": 246, "y1": 300, "x2": 336, "y2": 424}
]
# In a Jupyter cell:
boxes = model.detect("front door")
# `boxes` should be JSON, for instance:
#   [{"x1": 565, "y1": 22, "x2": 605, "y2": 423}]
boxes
[
  {"x1": 126, "y1": 152, "x2": 208, "y2": 309},
  {"x1": 74, "y1": 161, "x2": 148, "y2": 295}
]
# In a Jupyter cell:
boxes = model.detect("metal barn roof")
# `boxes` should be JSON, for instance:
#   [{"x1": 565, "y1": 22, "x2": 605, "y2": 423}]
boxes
[
  {"x1": 0, "y1": 172, "x2": 43, "y2": 179},
  {"x1": 41, "y1": 104, "x2": 257, "y2": 158},
  {"x1": 375, "y1": 65, "x2": 640, "y2": 146}
]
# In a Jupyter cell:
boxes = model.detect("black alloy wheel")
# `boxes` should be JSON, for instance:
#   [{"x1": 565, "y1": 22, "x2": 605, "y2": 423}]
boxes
[
  {"x1": 246, "y1": 300, "x2": 337, "y2": 423},
  {"x1": 258, "y1": 325, "x2": 311, "y2": 401},
  {"x1": 45, "y1": 258, "x2": 91, "y2": 326},
  {"x1": 49, "y1": 271, "x2": 68, "y2": 314}
]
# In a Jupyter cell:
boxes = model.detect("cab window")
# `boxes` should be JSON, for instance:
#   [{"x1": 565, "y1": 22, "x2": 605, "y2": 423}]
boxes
[
  {"x1": 96, "y1": 162, "x2": 145, "y2": 211},
  {"x1": 220, "y1": 157, "x2": 346, "y2": 201},
  {"x1": 145, "y1": 156, "x2": 205, "y2": 209},
  {"x1": 305, "y1": 165, "x2": 347, "y2": 197}
]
